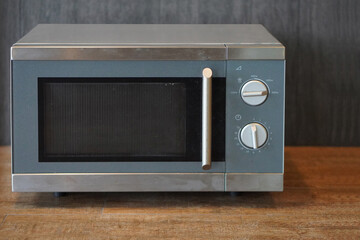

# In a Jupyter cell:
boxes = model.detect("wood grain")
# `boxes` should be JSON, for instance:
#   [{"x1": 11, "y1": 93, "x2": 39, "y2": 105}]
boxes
[
  {"x1": 0, "y1": 214, "x2": 359, "y2": 239},
  {"x1": 1, "y1": 0, "x2": 360, "y2": 145},
  {"x1": 0, "y1": 146, "x2": 359, "y2": 239},
  {"x1": 296, "y1": 0, "x2": 360, "y2": 146}
]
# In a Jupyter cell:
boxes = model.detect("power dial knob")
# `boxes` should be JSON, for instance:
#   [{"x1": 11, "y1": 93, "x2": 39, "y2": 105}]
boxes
[
  {"x1": 239, "y1": 123, "x2": 268, "y2": 149},
  {"x1": 241, "y1": 80, "x2": 268, "y2": 106}
]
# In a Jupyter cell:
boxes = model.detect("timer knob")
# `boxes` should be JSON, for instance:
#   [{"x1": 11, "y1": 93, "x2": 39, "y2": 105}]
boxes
[
  {"x1": 241, "y1": 80, "x2": 268, "y2": 106},
  {"x1": 239, "y1": 123, "x2": 268, "y2": 149}
]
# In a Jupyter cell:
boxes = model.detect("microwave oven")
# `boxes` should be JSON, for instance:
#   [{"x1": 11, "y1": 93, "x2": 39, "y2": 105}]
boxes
[{"x1": 11, "y1": 24, "x2": 285, "y2": 193}]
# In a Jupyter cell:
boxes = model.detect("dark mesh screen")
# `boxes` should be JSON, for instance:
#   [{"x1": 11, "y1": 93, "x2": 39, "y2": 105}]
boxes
[{"x1": 38, "y1": 77, "x2": 225, "y2": 162}]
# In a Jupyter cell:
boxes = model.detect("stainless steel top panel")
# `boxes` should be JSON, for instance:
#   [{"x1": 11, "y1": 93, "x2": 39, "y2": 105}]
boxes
[
  {"x1": 15, "y1": 24, "x2": 282, "y2": 46},
  {"x1": 12, "y1": 24, "x2": 285, "y2": 60}
]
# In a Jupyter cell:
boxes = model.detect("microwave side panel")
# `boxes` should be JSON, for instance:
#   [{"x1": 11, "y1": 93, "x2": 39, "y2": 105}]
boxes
[{"x1": 225, "y1": 60, "x2": 285, "y2": 191}]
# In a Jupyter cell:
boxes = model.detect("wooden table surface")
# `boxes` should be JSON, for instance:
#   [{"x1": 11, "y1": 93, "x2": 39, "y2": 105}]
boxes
[{"x1": 0, "y1": 146, "x2": 359, "y2": 239}]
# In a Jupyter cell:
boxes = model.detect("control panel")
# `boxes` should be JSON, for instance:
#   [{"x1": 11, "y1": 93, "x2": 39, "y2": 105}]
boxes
[{"x1": 226, "y1": 61, "x2": 285, "y2": 173}]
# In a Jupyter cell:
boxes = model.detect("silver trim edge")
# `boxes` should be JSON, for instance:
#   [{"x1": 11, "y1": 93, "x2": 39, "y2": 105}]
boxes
[
  {"x1": 12, "y1": 173, "x2": 225, "y2": 192},
  {"x1": 12, "y1": 173, "x2": 283, "y2": 192},
  {"x1": 11, "y1": 46, "x2": 226, "y2": 61},
  {"x1": 227, "y1": 46, "x2": 285, "y2": 60},
  {"x1": 11, "y1": 45, "x2": 285, "y2": 60},
  {"x1": 226, "y1": 173, "x2": 283, "y2": 192}
]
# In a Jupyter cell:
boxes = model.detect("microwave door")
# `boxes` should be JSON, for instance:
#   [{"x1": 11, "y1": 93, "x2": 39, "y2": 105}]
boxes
[{"x1": 13, "y1": 60, "x2": 226, "y2": 174}]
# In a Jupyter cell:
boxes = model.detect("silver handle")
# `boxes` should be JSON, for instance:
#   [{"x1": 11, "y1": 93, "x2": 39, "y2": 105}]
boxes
[{"x1": 202, "y1": 68, "x2": 212, "y2": 170}]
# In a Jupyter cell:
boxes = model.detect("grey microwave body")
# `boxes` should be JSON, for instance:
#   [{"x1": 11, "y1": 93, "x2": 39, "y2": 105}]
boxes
[{"x1": 11, "y1": 24, "x2": 285, "y2": 192}]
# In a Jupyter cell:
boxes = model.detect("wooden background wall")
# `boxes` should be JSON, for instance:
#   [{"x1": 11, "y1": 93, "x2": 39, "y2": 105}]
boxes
[{"x1": 0, "y1": 0, "x2": 359, "y2": 146}]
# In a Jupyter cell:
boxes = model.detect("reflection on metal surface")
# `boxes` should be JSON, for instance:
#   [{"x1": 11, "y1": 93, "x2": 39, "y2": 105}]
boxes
[
  {"x1": 11, "y1": 46, "x2": 226, "y2": 61},
  {"x1": 12, "y1": 24, "x2": 284, "y2": 60},
  {"x1": 226, "y1": 173, "x2": 283, "y2": 192},
  {"x1": 11, "y1": 45, "x2": 285, "y2": 60},
  {"x1": 227, "y1": 46, "x2": 285, "y2": 60},
  {"x1": 13, "y1": 173, "x2": 283, "y2": 192},
  {"x1": 12, "y1": 173, "x2": 225, "y2": 192}
]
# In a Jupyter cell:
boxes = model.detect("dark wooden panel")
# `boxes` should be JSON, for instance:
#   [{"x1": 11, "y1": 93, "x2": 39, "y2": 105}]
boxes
[
  {"x1": 0, "y1": 0, "x2": 359, "y2": 145},
  {"x1": 19, "y1": 0, "x2": 162, "y2": 33},
  {"x1": 0, "y1": 0, "x2": 21, "y2": 145},
  {"x1": 297, "y1": 0, "x2": 360, "y2": 145},
  {"x1": 158, "y1": 0, "x2": 200, "y2": 23}
]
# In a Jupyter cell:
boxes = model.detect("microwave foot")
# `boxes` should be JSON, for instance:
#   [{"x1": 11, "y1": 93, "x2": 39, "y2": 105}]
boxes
[
  {"x1": 230, "y1": 192, "x2": 240, "y2": 197},
  {"x1": 53, "y1": 192, "x2": 66, "y2": 198}
]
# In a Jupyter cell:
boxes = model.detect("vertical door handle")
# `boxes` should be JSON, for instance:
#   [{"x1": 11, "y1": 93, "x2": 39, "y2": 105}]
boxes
[{"x1": 202, "y1": 68, "x2": 212, "y2": 170}]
